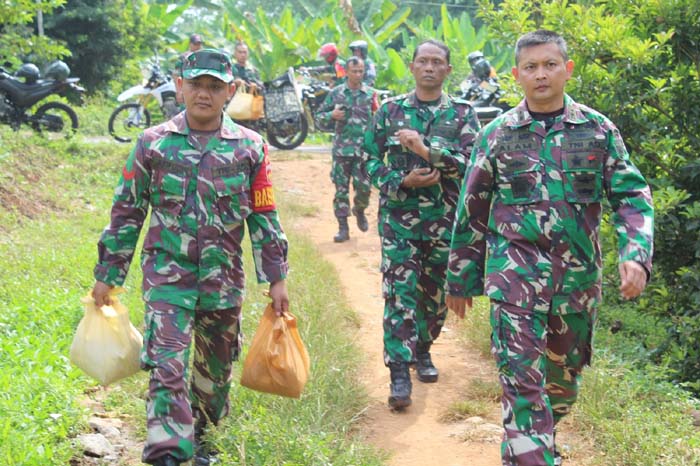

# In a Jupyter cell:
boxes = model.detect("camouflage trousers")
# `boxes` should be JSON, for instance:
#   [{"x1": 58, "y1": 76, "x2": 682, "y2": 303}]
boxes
[
  {"x1": 331, "y1": 155, "x2": 370, "y2": 218},
  {"x1": 140, "y1": 301, "x2": 242, "y2": 464},
  {"x1": 490, "y1": 300, "x2": 594, "y2": 466},
  {"x1": 380, "y1": 236, "x2": 450, "y2": 365}
]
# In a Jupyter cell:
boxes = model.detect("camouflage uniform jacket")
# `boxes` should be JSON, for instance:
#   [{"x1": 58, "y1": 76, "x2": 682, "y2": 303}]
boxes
[
  {"x1": 316, "y1": 82, "x2": 378, "y2": 157},
  {"x1": 446, "y1": 94, "x2": 654, "y2": 314},
  {"x1": 363, "y1": 91, "x2": 480, "y2": 240},
  {"x1": 94, "y1": 112, "x2": 289, "y2": 311},
  {"x1": 232, "y1": 63, "x2": 263, "y2": 88}
]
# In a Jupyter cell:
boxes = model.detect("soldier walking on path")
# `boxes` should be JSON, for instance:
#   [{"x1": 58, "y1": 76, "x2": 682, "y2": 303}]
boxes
[
  {"x1": 363, "y1": 39, "x2": 480, "y2": 409},
  {"x1": 446, "y1": 30, "x2": 654, "y2": 466},
  {"x1": 316, "y1": 56, "x2": 379, "y2": 242},
  {"x1": 91, "y1": 49, "x2": 289, "y2": 466}
]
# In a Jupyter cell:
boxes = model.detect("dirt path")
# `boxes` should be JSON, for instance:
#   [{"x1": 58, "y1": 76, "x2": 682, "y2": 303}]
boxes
[
  {"x1": 273, "y1": 147, "x2": 601, "y2": 466},
  {"x1": 274, "y1": 149, "x2": 504, "y2": 466}
]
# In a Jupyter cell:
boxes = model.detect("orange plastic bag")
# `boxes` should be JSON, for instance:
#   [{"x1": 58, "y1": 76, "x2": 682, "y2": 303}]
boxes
[
  {"x1": 69, "y1": 288, "x2": 143, "y2": 386},
  {"x1": 240, "y1": 304, "x2": 310, "y2": 398}
]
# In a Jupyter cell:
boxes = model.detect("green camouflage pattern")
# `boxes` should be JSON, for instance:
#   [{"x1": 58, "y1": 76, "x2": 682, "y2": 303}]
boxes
[
  {"x1": 363, "y1": 91, "x2": 480, "y2": 364},
  {"x1": 363, "y1": 91, "x2": 480, "y2": 241},
  {"x1": 317, "y1": 83, "x2": 377, "y2": 217},
  {"x1": 94, "y1": 112, "x2": 289, "y2": 311},
  {"x1": 140, "y1": 302, "x2": 241, "y2": 463},
  {"x1": 232, "y1": 62, "x2": 263, "y2": 88},
  {"x1": 446, "y1": 95, "x2": 653, "y2": 466},
  {"x1": 491, "y1": 300, "x2": 593, "y2": 466},
  {"x1": 380, "y1": 237, "x2": 450, "y2": 363},
  {"x1": 94, "y1": 111, "x2": 288, "y2": 463},
  {"x1": 329, "y1": 157, "x2": 370, "y2": 218},
  {"x1": 446, "y1": 94, "x2": 653, "y2": 312}
]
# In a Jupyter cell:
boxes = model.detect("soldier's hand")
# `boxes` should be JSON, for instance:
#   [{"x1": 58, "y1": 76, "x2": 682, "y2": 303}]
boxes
[
  {"x1": 269, "y1": 280, "x2": 289, "y2": 316},
  {"x1": 446, "y1": 295, "x2": 472, "y2": 319},
  {"x1": 619, "y1": 260, "x2": 647, "y2": 300},
  {"x1": 92, "y1": 281, "x2": 114, "y2": 308},
  {"x1": 401, "y1": 167, "x2": 440, "y2": 188},
  {"x1": 395, "y1": 129, "x2": 429, "y2": 161},
  {"x1": 331, "y1": 107, "x2": 346, "y2": 121}
]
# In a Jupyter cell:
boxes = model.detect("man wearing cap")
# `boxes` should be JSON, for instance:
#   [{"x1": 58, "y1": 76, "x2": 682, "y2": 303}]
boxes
[
  {"x1": 173, "y1": 34, "x2": 205, "y2": 103},
  {"x1": 91, "y1": 49, "x2": 289, "y2": 466}
]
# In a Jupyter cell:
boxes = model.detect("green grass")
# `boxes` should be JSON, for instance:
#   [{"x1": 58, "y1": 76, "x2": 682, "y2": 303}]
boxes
[{"x1": 0, "y1": 124, "x2": 382, "y2": 465}]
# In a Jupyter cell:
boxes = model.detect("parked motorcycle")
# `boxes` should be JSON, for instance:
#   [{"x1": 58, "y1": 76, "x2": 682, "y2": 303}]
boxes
[
  {"x1": 458, "y1": 76, "x2": 506, "y2": 126},
  {"x1": 108, "y1": 58, "x2": 178, "y2": 143},
  {"x1": 296, "y1": 68, "x2": 333, "y2": 133},
  {"x1": 232, "y1": 67, "x2": 309, "y2": 150},
  {"x1": 0, "y1": 60, "x2": 84, "y2": 137}
]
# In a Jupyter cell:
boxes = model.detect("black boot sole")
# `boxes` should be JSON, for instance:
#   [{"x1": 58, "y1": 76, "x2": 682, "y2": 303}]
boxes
[
  {"x1": 416, "y1": 372, "x2": 438, "y2": 383},
  {"x1": 388, "y1": 395, "x2": 412, "y2": 409}
]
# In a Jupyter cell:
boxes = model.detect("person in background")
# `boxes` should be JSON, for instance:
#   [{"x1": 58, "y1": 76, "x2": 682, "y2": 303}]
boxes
[
  {"x1": 446, "y1": 30, "x2": 654, "y2": 466},
  {"x1": 231, "y1": 40, "x2": 264, "y2": 91},
  {"x1": 349, "y1": 40, "x2": 377, "y2": 86},
  {"x1": 316, "y1": 56, "x2": 379, "y2": 242},
  {"x1": 92, "y1": 49, "x2": 289, "y2": 466},
  {"x1": 363, "y1": 39, "x2": 480, "y2": 410},
  {"x1": 301, "y1": 42, "x2": 346, "y2": 87}
]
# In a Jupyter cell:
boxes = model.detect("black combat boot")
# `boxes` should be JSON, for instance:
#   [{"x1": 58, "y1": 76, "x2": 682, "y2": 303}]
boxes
[
  {"x1": 352, "y1": 207, "x2": 369, "y2": 232},
  {"x1": 415, "y1": 342, "x2": 438, "y2": 383},
  {"x1": 333, "y1": 216, "x2": 350, "y2": 242},
  {"x1": 151, "y1": 454, "x2": 180, "y2": 466},
  {"x1": 193, "y1": 410, "x2": 218, "y2": 466},
  {"x1": 388, "y1": 361, "x2": 412, "y2": 409}
]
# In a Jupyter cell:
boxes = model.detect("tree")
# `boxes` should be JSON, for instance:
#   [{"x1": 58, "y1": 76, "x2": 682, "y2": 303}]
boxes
[
  {"x1": 42, "y1": 0, "x2": 167, "y2": 93},
  {"x1": 0, "y1": 0, "x2": 69, "y2": 69}
]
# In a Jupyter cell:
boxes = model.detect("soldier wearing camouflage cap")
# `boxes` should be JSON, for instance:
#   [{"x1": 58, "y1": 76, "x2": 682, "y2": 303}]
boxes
[
  {"x1": 316, "y1": 56, "x2": 379, "y2": 242},
  {"x1": 446, "y1": 30, "x2": 653, "y2": 466},
  {"x1": 363, "y1": 39, "x2": 480, "y2": 410},
  {"x1": 92, "y1": 49, "x2": 289, "y2": 466}
]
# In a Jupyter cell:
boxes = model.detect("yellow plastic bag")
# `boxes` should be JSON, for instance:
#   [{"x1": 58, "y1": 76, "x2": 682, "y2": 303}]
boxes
[
  {"x1": 226, "y1": 86, "x2": 255, "y2": 120},
  {"x1": 240, "y1": 304, "x2": 311, "y2": 398},
  {"x1": 69, "y1": 288, "x2": 143, "y2": 386}
]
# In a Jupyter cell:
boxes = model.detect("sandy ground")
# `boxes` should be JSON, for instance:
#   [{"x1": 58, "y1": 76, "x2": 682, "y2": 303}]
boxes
[
  {"x1": 273, "y1": 147, "x2": 600, "y2": 466},
  {"x1": 274, "y1": 149, "x2": 504, "y2": 466}
]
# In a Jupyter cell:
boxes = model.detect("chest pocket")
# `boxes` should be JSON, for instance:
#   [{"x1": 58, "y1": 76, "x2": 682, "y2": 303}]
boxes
[
  {"x1": 212, "y1": 162, "x2": 251, "y2": 225},
  {"x1": 494, "y1": 134, "x2": 542, "y2": 205},
  {"x1": 386, "y1": 117, "x2": 430, "y2": 171},
  {"x1": 428, "y1": 121, "x2": 460, "y2": 152},
  {"x1": 150, "y1": 159, "x2": 189, "y2": 216},
  {"x1": 561, "y1": 139, "x2": 605, "y2": 204}
]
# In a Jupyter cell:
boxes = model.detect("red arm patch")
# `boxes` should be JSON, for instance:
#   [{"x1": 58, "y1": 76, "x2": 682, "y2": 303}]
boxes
[
  {"x1": 251, "y1": 144, "x2": 276, "y2": 212},
  {"x1": 371, "y1": 92, "x2": 379, "y2": 112}
]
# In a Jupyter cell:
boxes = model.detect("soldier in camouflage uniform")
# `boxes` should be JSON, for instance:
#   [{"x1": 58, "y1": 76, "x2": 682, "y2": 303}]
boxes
[
  {"x1": 92, "y1": 49, "x2": 289, "y2": 466},
  {"x1": 316, "y1": 56, "x2": 379, "y2": 242},
  {"x1": 232, "y1": 41, "x2": 264, "y2": 90},
  {"x1": 445, "y1": 30, "x2": 654, "y2": 466},
  {"x1": 363, "y1": 39, "x2": 480, "y2": 409}
]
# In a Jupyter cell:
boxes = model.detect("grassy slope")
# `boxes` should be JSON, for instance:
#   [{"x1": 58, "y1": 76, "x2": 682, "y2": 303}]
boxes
[{"x1": 0, "y1": 127, "x2": 381, "y2": 465}]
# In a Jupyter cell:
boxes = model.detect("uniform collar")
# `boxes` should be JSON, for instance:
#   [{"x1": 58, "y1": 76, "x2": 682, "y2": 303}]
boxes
[
  {"x1": 404, "y1": 90, "x2": 450, "y2": 109},
  {"x1": 506, "y1": 94, "x2": 590, "y2": 128},
  {"x1": 165, "y1": 111, "x2": 247, "y2": 139}
]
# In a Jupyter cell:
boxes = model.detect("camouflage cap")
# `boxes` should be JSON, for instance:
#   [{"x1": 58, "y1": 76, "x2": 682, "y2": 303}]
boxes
[{"x1": 182, "y1": 49, "x2": 234, "y2": 83}]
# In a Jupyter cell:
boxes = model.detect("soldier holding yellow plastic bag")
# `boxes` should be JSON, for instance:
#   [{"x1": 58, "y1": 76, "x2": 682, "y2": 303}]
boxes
[{"x1": 92, "y1": 49, "x2": 289, "y2": 466}]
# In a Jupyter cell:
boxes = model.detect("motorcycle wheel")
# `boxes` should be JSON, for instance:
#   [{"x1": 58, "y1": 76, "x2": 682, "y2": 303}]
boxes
[
  {"x1": 108, "y1": 103, "x2": 151, "y2": 143},
  {"x1": 32, "y1": 102, "x2": 79, "y2": 138},
  {"x1": 266, "y1": 114, "x2": 308, "y2": 150}
]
